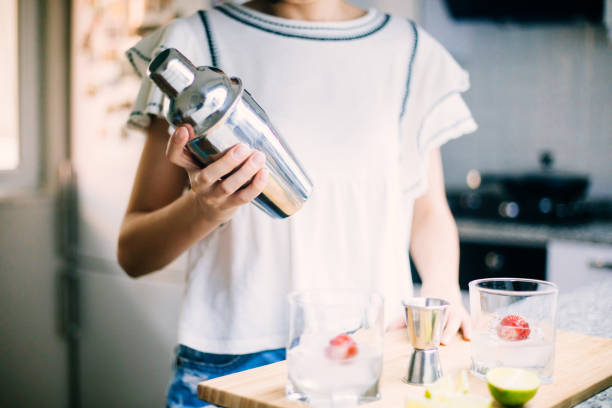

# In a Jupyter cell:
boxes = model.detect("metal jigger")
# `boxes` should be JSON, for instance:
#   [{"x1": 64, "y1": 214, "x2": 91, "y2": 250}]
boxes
[{"x1": 402, "y1": 297, "x2": 449, "y2": 385}]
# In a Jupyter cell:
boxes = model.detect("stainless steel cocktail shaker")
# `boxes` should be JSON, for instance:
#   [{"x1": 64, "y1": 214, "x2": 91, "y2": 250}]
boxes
[{"x1": 148, "y1": 48, "x2": 312, "y2": 218}]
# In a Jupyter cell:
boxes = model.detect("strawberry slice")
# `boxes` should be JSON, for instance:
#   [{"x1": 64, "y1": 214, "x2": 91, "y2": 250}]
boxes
[
  {"x1": 497, "y1": 315, "x2": 531, "y2": 341},
  {"x1": 325, "y1": 333, "x2": 358, "y2": 360}
]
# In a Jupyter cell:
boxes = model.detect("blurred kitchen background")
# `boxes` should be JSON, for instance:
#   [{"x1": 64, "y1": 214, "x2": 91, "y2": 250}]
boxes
[{"x1": 1, "y1": 0, "x2": 611, "y2": 407}]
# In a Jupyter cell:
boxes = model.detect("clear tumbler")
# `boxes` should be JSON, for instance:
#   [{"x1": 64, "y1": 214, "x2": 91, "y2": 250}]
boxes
[
  {"x1": 286, "y1": 290, "x2": 384, "y2": 407},
  {"x1": 469, "y1": 278, "x2": 558, "y2": 383}
]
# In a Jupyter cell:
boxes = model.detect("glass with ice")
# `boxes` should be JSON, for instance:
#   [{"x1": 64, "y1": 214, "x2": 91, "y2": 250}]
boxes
[
  {"x1": 469, "y1": 278, "x2": 558, "y2": 383},
  {"x1": 286, "y1": 290, "x2": 384, "y2": 407}
]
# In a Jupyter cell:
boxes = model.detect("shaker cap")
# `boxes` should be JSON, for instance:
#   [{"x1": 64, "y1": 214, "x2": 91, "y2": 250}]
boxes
[
  {"x1": 149, "y1": 48, "x2": 195, "y2": 97},
  {"x1": 148, "y1": 48, "x2": 242, "y2": 134}
]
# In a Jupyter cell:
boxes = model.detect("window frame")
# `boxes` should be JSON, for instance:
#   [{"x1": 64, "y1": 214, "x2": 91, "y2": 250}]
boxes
[{"x1": 0, "y1": 0, "x2": 41, "y2": 192}]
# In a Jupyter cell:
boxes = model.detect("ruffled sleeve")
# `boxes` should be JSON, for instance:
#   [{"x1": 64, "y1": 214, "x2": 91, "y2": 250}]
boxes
[
  {"x1": 399, "y1": 23, "x2": 477, "y2": 197},
  {"x1": 125, "y1": 13, "x2": 213, "y2": 131}
]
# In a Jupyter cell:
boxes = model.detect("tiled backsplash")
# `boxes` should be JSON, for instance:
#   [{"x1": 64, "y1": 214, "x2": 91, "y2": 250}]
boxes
[{"x1": 421, "y1": 1, "x2": 612, "y2": 197}]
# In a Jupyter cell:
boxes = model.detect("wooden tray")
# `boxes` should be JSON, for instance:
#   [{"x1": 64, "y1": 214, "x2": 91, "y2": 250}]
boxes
[{"x1": 198, "y1": 330, "x2": 612, "y2": 408}]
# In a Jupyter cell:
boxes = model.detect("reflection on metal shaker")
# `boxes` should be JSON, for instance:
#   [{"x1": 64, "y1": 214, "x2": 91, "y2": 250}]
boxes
[{"x1": 148, "y1": 48, "x2": 313, "y2": 218}]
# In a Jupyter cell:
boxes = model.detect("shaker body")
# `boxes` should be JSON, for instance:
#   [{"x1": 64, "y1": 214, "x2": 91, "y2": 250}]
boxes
[{"x1": 188, "y1": 91, "x2": 312, "y2": 218}]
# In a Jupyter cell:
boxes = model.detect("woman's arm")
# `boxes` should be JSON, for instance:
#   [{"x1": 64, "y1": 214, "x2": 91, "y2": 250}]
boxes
[
  {"x1": 117, "y1": 118, "x2": 267, "y2": 277},
  {"x1": 410, "y1": 147, "x2": 471, "y2": 344}
]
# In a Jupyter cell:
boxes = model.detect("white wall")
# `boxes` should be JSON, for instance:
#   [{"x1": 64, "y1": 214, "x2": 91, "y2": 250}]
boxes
[
  {"x1": 418, "y1": 1, "x2": 612, "y2": 196},
  {"x1": 0, "y1": 0, "x2": 19, "y2": 169}
]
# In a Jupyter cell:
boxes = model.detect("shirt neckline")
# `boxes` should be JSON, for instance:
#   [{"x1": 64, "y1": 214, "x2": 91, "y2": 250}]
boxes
[{"x1": 215, "y1": 2, "x2": 390, "y2": 41}]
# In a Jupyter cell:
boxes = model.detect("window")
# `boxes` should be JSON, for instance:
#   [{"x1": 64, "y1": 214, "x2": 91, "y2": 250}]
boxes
[
  {"x1": 0, "y1": 0, "x2": 19, "y2": 170},
  {"x1": 0, "y1": 0, "x2": 40, "y2": 192}
]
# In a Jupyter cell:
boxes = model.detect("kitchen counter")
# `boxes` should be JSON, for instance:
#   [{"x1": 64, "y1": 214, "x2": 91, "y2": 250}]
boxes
[
  {"x1": 456, "y1": 219, "x2": 612, "y2": 246},
  {"x1": 557, "y1": 279, "x2": 612, "y2": 407},
  {"x1": 200, "y1": 280, "x2": 612, "y2": 408}
]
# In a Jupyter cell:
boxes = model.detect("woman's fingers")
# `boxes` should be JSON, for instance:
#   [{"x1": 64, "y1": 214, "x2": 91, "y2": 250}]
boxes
[
  {"x1": 440, "y1": 305, "x2": 471, "y2": 345},
  {"x1": 166, "y1": 126, "x2": 200, "y2": 171},
  {"x1": 230, "y1": 168, "x2": 269, "y2": 205},
  {"x1": 386, "y1": 316, "x2": 406, "y2": 332},
  {"x1": 459, "y1": 313, "x2": 472, "y2": 341},
  {"x1": 213, "y1": 151, "x2": 266, "y2": 197},
  {"x1": 195, "y1": 143, "x2": 251, "y2": 187},
  {"x1": 165, "y1": 126, "x2": 187, "y2": 162},
  {"x1": 168, "y1": 133, "x2": 267, "y2": 214},
  {"x1": 441, "y1": 312, "x2": 462, "y2": 345}
]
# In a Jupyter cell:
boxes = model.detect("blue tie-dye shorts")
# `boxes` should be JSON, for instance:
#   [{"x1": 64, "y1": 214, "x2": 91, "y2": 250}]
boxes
[{"x1": 166, "y1": 344, "x2": 286, "y2": 408}]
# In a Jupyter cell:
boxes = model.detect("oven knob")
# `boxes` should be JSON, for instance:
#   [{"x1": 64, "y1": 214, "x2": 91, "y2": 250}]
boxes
[
  {"x1": 498, "y1": 201, "x2": 520, "y2": 218},
  {"x1": 539, "y1": 197, "x2": 552, "y2": 214},
  {"x1": 485, "y1": 251, "x2": 504, "y2": 271}
]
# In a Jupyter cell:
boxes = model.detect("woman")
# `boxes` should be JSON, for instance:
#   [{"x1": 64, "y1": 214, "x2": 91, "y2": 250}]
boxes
[{"x1": 118, "y1": 0, "x2": 477, "y2": 406}]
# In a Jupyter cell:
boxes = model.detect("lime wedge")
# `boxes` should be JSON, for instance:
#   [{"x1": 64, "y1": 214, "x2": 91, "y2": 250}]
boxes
[
  {"x1": 486, "y1": 367, "x2": 540, "y2": 406},
  {"x1": 456, "y1": 370, "x2": 470, "y2": 394},
  {"x1": 425, "y1": 375, "x2": 455, "y2": 399},
  {"x1": 423, "y1": 371, "x2": 489, "y2": 407},
  {"x1": 425, "y1": 370, "x2": 470, "y2": 399}
]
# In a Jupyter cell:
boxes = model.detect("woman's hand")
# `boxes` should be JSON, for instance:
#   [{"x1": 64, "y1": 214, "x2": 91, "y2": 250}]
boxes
[
  {"x1": 420, "y1": 284, "x2": 472, "y2": 345},
  {"x1": 166, "y1": 125, "x2": 269, "y2": 225},
  {"x1": 385, "y1": 287, "x2": 472, "y2": 345},
  {"x1": 118, "y1": 119, "x2": 269, "y2": 277}
]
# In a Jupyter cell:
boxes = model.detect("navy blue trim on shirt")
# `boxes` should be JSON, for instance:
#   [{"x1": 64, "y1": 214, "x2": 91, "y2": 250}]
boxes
[
  {"x1": 199, "y1": 10, "x2": 219, "y2": 68},
  {"x1": 401, "y1": 116, "x2": 472, "y2": 194},
  {"x1": 131, "y1": 47, "x2": 152, "y2": 63},
  {"x1": 423, "y1": 116, "x2": 473, "y2": 151},
  {"x1": 215, "y1": 6, "x2": 390, "y2": 41},
  {"x1": 126, "y1": 51, "x2": 143, "y2": 78},
  {"x1": 400, "y1": 20, "x2": 418, "y2": 120},
  {"x1": 127, "y1": 113, "x2": 147, "y2": 129},
  {"x1": 223, "y1": 2, "x2": 378, "y2": 32},
  {"x1": 416, "y1": 89, "x2": 466, "y2": 150}
]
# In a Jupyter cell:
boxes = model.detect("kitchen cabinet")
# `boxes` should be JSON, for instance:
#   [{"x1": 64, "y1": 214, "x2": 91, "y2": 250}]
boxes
[
  {"x1": 411, "y1": 241, "x2": 547, "y2": 290},
  {"x1": 449, "y1": 219, "x2": 612, "y2": 292},
  {"x1": 456, "y1": 241, "x2": 546, "y2": 289},
  {"x1": 547, "y1": 240, "x2": 612, "y2": 294}
]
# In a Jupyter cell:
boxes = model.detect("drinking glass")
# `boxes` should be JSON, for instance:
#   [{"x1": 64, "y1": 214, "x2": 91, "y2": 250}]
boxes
[
  {"x1": 469, "y1": 278, "x2": 558, "y2": 383},
  {"x1": 286, "y1": 290, "x2": 384, "y2": 407}
]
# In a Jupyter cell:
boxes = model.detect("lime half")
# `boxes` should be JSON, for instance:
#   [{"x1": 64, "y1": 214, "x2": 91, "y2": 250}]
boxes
[{"x1": 486, "y1": 367, "x2": 540, "y2": 406}]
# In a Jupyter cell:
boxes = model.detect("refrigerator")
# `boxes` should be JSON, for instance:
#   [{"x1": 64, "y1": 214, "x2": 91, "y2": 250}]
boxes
[{"x1": 62, "y1": 1, "x2": 210, "y2": 407}]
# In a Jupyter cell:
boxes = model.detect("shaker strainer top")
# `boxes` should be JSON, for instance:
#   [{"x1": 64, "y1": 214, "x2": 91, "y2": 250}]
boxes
[{"x1": 148, "y1": 48, "x2": 243, "y2": 135}]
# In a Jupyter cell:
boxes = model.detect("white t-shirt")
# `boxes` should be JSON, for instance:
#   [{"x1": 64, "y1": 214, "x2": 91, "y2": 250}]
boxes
[{"x1": 126, "y1": 2, "x2": 477, "y2": 354}]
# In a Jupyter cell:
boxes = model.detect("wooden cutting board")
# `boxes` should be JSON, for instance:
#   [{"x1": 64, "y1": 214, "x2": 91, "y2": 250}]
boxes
[{"x1": 198, "y1": 330, "x2": 612, "y2": 408}]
